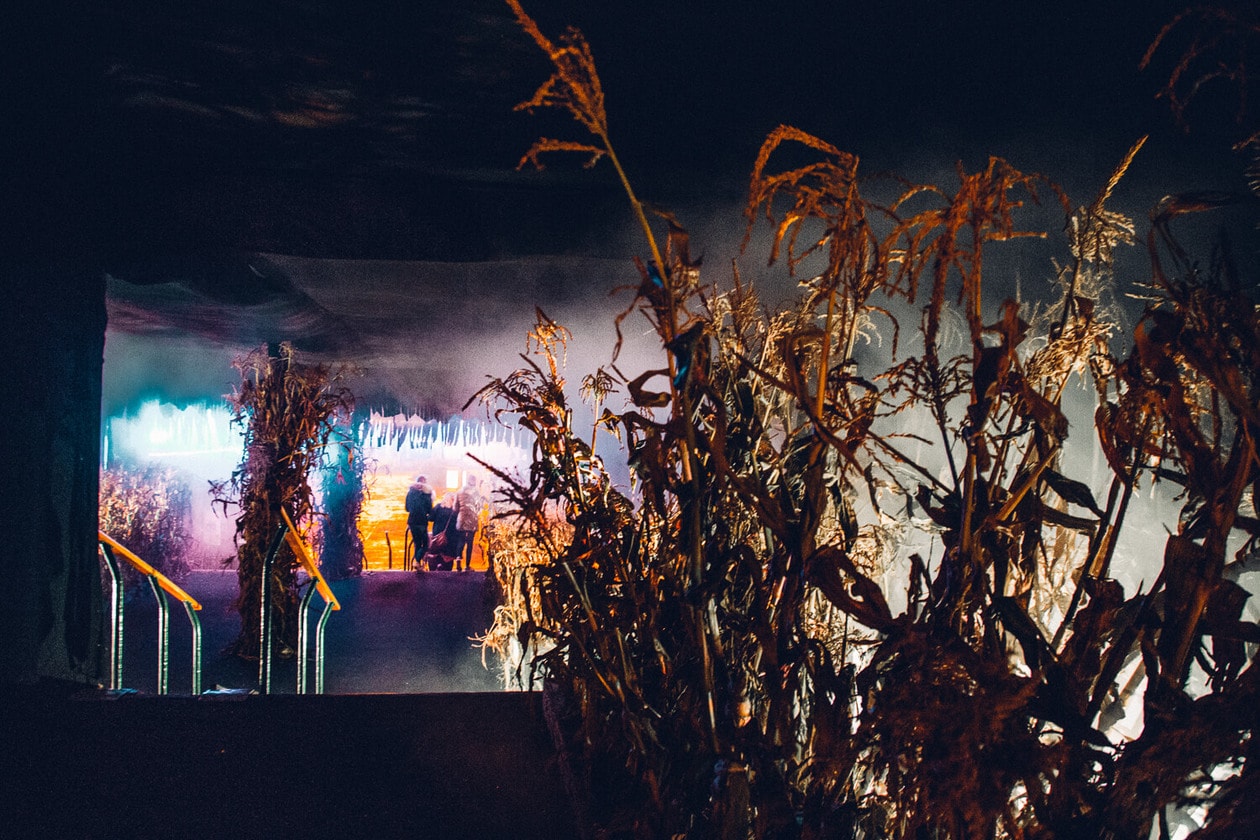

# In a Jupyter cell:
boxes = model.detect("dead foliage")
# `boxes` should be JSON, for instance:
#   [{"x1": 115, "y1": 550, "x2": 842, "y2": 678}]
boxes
[
  {"x1": 479, "y1": 4, "x2": 1260, "y2": 838},
  {"x1": 478, "y1": 499, "x2": 569, "y2": 689},
  {"x1": 1142, "y1": 5, "x2": 1260, "y2": 146},
  {"x1": 98, "y1": 464, "x2": 194, "y2": 591},
  {"x1": 317, "y1": 425, "x2": 366, "y2": 581},
  {"x1": 211, "y1": 343, "x2": 355, "y2": 660}
]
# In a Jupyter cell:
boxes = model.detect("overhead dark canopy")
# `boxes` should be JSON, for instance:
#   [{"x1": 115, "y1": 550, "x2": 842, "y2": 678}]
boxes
[
  {"x1": 102, "y1": 253, "x2": 645, "y2": 414},
  {"x1": 11, "y1": 0, "x2": 1234, "y2": 273}
]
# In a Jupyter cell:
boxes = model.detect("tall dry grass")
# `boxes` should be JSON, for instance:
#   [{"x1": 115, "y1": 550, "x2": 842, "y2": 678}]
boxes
[{"x1": 475, "y1": 4, "x2": 1260, "y2": 837}]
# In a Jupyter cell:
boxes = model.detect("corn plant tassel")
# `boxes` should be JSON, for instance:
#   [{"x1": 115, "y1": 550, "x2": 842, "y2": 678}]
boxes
[{"x1": 478, "y1": 6, "x2": 1260, "y2": 838}]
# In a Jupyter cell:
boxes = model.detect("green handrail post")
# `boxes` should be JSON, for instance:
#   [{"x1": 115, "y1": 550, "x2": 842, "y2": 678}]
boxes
[
  {"x1": 98, "y1": 532, "x2": 203, "y2": 695},
  {"x1": 145, "y1": 575, "x2": 170, "y2": 695},
  {"x1": 98, "y1": 542, "x2": 125, "y2": 691},
  {"x1": 281, "y1": 508, "x2": 341, "y2": 695},
  {"x1": 259, "y1": 524, "x2": 289, "y2": 695}
]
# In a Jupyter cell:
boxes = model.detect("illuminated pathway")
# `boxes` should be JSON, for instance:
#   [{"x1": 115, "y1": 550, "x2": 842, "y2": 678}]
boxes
[{"x1": 103, "y1": 401, "x2": 520, "y2": 573}]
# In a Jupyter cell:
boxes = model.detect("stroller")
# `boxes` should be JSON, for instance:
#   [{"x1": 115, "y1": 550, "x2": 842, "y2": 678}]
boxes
[{"x1": 419, "y1": 505, "x2": 461, "y2": 572}]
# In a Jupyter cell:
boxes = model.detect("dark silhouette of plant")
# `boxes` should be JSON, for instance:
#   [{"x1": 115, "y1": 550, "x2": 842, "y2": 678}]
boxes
[
  {"x1": 478, "y1": 4, "x2": 1260, "y2": 837},
  {"x1": 1143, "y1": 5, "x2": 1260, "y2": 203},
  {"x1": 1079, "y1": 191, "x2": 1260, "y2": 840},
  {"x1": 1142, "y1": 6, "x2": 1260, "y2": 144},
  {"x1": 212, "y1": 343, "x2": 355, "y2": 660}
]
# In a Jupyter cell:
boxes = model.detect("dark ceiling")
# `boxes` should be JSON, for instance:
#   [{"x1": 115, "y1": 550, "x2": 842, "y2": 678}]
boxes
[
  {"x1": 6, "y1": 0, "x2": 1252, "y2": 413},
  {"x1": 11, "y1": 0, "x2": 1237, "y2": 267}
]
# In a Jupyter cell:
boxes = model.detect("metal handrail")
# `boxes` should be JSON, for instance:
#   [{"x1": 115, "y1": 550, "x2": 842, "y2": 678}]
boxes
[
  {"x1": 97, "y1": 531, "x2": 203, "y2": 695},
  {"x1": 259, "y1": 509, "x2": 340, "y2": 694}
]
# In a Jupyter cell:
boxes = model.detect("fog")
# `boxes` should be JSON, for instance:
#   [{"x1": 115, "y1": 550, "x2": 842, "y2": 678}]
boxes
[
  {"x1": 95, "y1": 0, "x2": 1256, "y2": 423},
  {"x1": 105, "y1": 254, "x2": 664, "y2": 416}
]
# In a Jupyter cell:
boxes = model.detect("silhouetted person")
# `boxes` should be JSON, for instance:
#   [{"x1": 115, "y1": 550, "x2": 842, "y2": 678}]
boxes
[
  {"x1": 452, "y1": 477, "x2": 485, "y2": 572},
  {"x1": 405, "y1": 475, "x2": 434, "y2": 569}
]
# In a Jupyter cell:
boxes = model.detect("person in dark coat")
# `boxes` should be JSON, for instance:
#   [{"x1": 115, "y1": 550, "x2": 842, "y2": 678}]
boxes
[
  {"x1": 425, "y1": 501, "x2": 458, "y2": 571},
  {"x1": 404, "y1": 475, "x2": 434, "y2": 568},
  {"x1": 430, "y1": 501, "x2": 455, "y2": 542}
]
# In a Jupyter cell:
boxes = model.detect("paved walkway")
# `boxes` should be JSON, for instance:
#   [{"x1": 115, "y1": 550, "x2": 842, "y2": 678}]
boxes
[{"x1": 120, "y1": 569, "x2": 504, "y2": 694}]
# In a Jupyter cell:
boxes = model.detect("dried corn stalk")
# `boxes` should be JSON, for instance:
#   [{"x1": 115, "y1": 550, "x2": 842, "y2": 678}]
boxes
[
  {"x1": 482, "y1": 5, "x2": 1260, "y2": 837},
  {"x1": 98, "y1": 464, "x2": 194, "y2": 591},
  {"x1": 211, "y1": 343, "x2": 354, "y2": 660}
]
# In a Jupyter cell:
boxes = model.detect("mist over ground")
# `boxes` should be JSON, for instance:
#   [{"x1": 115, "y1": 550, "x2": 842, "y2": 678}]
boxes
[{"x1": 104, "y1": 254, "x2": 663, "y2": 417}]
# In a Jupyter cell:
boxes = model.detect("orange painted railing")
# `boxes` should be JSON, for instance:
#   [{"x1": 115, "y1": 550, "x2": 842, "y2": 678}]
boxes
[
  {"x1": 97, "y1": 531, "x2": 202, "y2": 695},
  {"x1": 280, "y1": 508, "x2": 340, "y2": 611},
  {"x1": 257, "y1": 509, "x2": 340, "y2": 694},
  {"x1": 98, "y1": 532, "x2": 202, "y2": 610}
]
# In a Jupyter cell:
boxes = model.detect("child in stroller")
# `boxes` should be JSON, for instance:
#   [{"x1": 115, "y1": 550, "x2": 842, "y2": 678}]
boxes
[{"x1": 419, "y1": 503, "x2": 461, "y2": 572}]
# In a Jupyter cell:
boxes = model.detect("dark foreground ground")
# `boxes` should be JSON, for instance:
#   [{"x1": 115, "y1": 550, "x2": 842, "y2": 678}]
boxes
[
  {"x1": 0, "y1": 687, "x2": 577, "y2": 839},
  {"x1": 0, "y1": 571, "x2": 581, "y2": 838}
]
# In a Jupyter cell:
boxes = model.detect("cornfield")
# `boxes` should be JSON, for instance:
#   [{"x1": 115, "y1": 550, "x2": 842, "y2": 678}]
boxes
[
  {"x1": 98, "y1": 464, "x2": 194, "y2": 591},
  {"x1": 317, "y1": 424, "x2": 366, "y2": 581},
  {"x1": 472, "y1": 3, "x2": 1260, "y2": 838}
]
